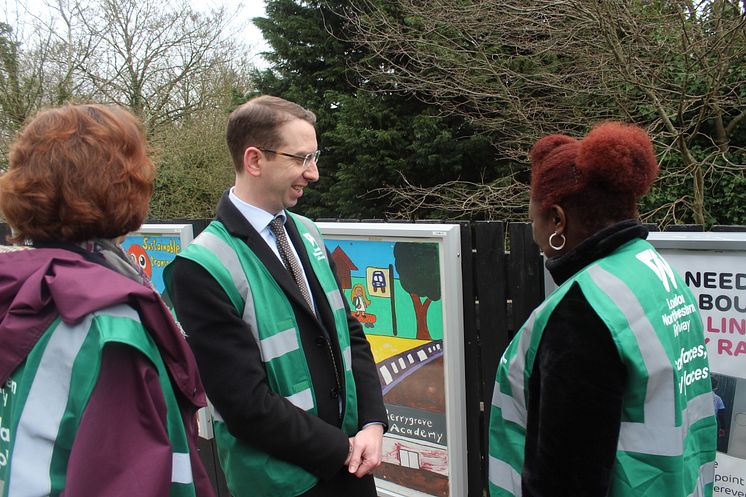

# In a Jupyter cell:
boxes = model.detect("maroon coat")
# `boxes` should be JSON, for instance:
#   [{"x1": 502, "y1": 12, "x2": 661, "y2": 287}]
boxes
[{"x1": 0, "y1": 246, "x2": 215, "y2": 497}]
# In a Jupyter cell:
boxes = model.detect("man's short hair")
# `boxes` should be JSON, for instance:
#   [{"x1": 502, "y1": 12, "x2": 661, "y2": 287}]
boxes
[{"x1": 226, "y1": 95, "x2": 316, "y2": 172}]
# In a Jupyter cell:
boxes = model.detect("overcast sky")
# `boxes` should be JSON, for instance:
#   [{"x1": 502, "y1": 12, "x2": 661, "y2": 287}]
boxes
[
  {"x1": 2, "y1": 0, "x2": 271, "y2": 67},
  {"x1": 198, "y1": 0, "x2": 270, "y2": 67}
]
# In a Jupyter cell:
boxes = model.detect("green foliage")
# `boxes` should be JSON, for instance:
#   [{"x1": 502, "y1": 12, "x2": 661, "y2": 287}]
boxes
[
  {"x1": 144, "y1": 58, "x2": 254, "y2": 218},
  {"x1": 1, "y1": 0, "x2": 259, "y2": 222},
  {"x1": 148, "y1": 107, "x2": 236, "y2": 220},
  {"x1": 343, "y1": 0, "x2": 746, "y2": 226},
  {"x1": 703, "y1": 164, "x2": 746, "y2": 226},
  {"x1": 0, "y1": 22, "x2": 44, "y2": 171},
  {"x1": 321, "y1": 91, "x2": 501, "y2": 219},
  {"x1": 640, "y1": 146, "x2": 746, "y2": 227},
  {"x1": 250, "y1": 0, "x2": 505, "y2": 220},
  {"x1": 0, "y1": 23, "x2": 23, "y2": 128},
  {"x1": 0, "y1": 22, "x2": 41, "y2": 136}
]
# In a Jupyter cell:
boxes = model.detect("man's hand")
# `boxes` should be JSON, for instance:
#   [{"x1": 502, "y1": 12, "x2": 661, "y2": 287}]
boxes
[{"x1": 346, "y1": 424, "x2": 384, "y2": 478}]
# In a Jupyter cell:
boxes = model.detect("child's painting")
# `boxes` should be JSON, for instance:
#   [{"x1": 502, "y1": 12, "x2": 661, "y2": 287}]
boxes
[
  {"x1": 121, "y1": 224, "x2": 193, "y2": 294},
  {"x1": 320, "y1": 223, "x2": 466, "y2": 497}
]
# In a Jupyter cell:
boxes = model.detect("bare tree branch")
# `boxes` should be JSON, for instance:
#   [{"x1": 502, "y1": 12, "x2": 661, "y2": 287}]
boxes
[{"x1": 341, "y1": 0, "x2": 746, "y2": 224}]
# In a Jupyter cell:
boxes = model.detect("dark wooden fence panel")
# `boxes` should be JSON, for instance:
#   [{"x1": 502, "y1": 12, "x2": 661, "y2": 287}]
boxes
[
  {"x1": 471, "y1": 221, "x2": 507, "y2": 492},
  {"x1": 468, "y1": 221, "x2": 545, "y2": 495},
  {"x1": 459, "y1": 222, "x2": 484, "y2": 497},
  {"x1": 473, "y1": 221, "x2": 509, "y2": 395},
  {"x1": 665, "y1": 223, "x2": 705, "y2": 232},
  {"x1": 506, "y1": 223, "x2": 545, "y2": 333},
  {"x1": 712, "y1": 225, "x2": 746, "y2": 232}
]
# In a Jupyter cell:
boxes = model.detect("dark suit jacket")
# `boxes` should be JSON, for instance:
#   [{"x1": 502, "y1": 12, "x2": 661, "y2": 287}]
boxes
[{"x1": 169, "y1": 192, "x2": 386, "y2": 496}]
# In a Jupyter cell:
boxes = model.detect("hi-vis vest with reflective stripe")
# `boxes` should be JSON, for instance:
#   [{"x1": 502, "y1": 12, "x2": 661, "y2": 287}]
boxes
[
  {"x1": 488, "y1": 238, "x2": 716, "y2": 497},
  {"x1": 0, "y1": 304, "x2": 196, "y2": 497},
  {"x1": 168, "y1": 213, "x2": 359, "y2": 497}
]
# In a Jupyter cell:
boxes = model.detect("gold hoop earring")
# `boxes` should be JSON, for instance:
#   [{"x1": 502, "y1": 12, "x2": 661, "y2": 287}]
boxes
[{"x1": 549, "y1": 231, "x2": 566, "y2": 251}]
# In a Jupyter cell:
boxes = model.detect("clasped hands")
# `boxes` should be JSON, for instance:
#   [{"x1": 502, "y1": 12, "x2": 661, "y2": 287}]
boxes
[{"x1": 344, "y1": 424, "x2": 384, "y2": 478}]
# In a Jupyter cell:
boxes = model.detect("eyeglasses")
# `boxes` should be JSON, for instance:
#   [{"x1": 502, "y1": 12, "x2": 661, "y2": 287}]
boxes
[{"x1": 258, "y1": 148, "x2": 321, "y2": 168}]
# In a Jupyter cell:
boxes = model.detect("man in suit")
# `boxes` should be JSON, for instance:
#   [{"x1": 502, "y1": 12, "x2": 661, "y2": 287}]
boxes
[{"x1": 165, "y1": 95, "x2": 386, "y2": 497}]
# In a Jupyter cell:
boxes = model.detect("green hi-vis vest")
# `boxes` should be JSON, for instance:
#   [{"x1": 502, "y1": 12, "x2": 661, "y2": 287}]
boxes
[
  {"x1": 488, "y1": 238, "x2": 717, "y2": 497},
  {"x1": 0, "y1": 304, "x2": 196, "y2": 497},
  {"x1": 165, "y1": 212, "x2": 359, "y2": 497}
]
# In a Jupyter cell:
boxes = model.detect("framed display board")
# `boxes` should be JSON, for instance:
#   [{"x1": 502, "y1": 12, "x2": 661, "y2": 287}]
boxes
[
  {"x1": 120, "y1": 224, "x2": 194, "y2": 294},
  {"x1": 318, "y1": 222, "x2": 467, "y2": 497},
  {"x1": 647, "y1": 232, "x2": 746, "y2": 497}
]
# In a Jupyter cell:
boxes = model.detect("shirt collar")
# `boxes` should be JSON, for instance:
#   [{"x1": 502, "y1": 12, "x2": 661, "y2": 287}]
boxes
[{"x1": 228, "y1": 187, "x2": 286, "y2": 233}]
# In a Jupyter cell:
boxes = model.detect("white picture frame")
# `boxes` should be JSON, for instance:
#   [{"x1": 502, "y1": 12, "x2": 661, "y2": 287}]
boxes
[{"x1": 318, "y1": 222, "x2": 467, "y2": 497}]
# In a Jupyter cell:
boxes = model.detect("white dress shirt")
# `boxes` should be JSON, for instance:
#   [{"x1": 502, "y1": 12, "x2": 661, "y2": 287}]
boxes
[{"x1": 228, "y1": 188, "x2": 315, "y2": 309}]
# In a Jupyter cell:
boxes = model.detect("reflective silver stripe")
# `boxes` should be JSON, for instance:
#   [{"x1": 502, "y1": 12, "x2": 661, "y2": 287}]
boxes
[
  {"x1": 488, "y1": 456, "x2": 522, "y2": 496},
  {"x1": 342, "y1": 345, "x2": 352, "y2": 372},
  {"x1": 504, "y1": 302, "x2": 548, "y2": 430},
  {"x1": 9, "y1": 315, "x2": 92, "y2": 497},
  {"x1": 587, "y1": 264, "x2": 713, "y2": 457},
  {"x1": 193, "y1": 232, "x2": 259, "y2": 341},
  {"x1": 617, "y1": 423, "x2": 680, "y2": 455},
  {"x1": 685, "y1": 391, "x2": 717, "y2": 433},
  {"x1": 326, "y1": 289, "x2": 345, "y2": 312},
  {"x1": 286, "y1": 388, "x2": 314, "y2": 411},
  {"x1": 259, "y1": 328, "x2": 300, "y2": 362},
  {"x1": 687, "y1": 460, "x2": 714, "y2": 497},
  {"x1": 209, "y1": 400, "x2": 224, "y2": 422},
  {"x1": 172, "y1": 452, "x2": 193, "y2": 484},
  {"x1": 619, "y1": 390, "x2": 714, "y2": 455},
  {"x1": 587, "y1": 265, "x2": 675, "y2": 425},
  {"x1": 700, "y1": 460, "x2": 715, "y2": 485},
  {"x1": 491, "y1": 382, "x2": 524, "y2": 427},
  {"x1": 95, "y1": 303, "x2": 141, "y2": 321},
  {"x1": 195, "y1": 229, "x2": 318, "y2": 415}
]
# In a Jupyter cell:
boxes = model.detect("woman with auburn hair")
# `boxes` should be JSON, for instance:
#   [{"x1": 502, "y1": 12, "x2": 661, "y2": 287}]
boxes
[
  {"x1": 489, "y1": 123, "x2": 716, "y2": 497},
  {"x1": 0, "y1": 104, "x2": 215, "y2": 497}
]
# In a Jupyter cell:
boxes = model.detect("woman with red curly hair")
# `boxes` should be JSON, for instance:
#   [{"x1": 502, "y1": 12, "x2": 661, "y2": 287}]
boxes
[
  {"x1": 489, "y1": 123, "x2": 716, "y2": 497},
  {"x1": 0, "y1": 104, "x2": 215, "y2": 497}
]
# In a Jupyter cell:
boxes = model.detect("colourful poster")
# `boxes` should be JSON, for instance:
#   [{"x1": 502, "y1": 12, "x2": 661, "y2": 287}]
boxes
[
  {"x1": 649, "y1": 234, "x2": 746, "y2": 497},
  {"x1": 326, "y1": 237, "x2": 450, "y2": 497},
  {"x1": 121, "y1": 224, "x2": 193, "y2": 294}
]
